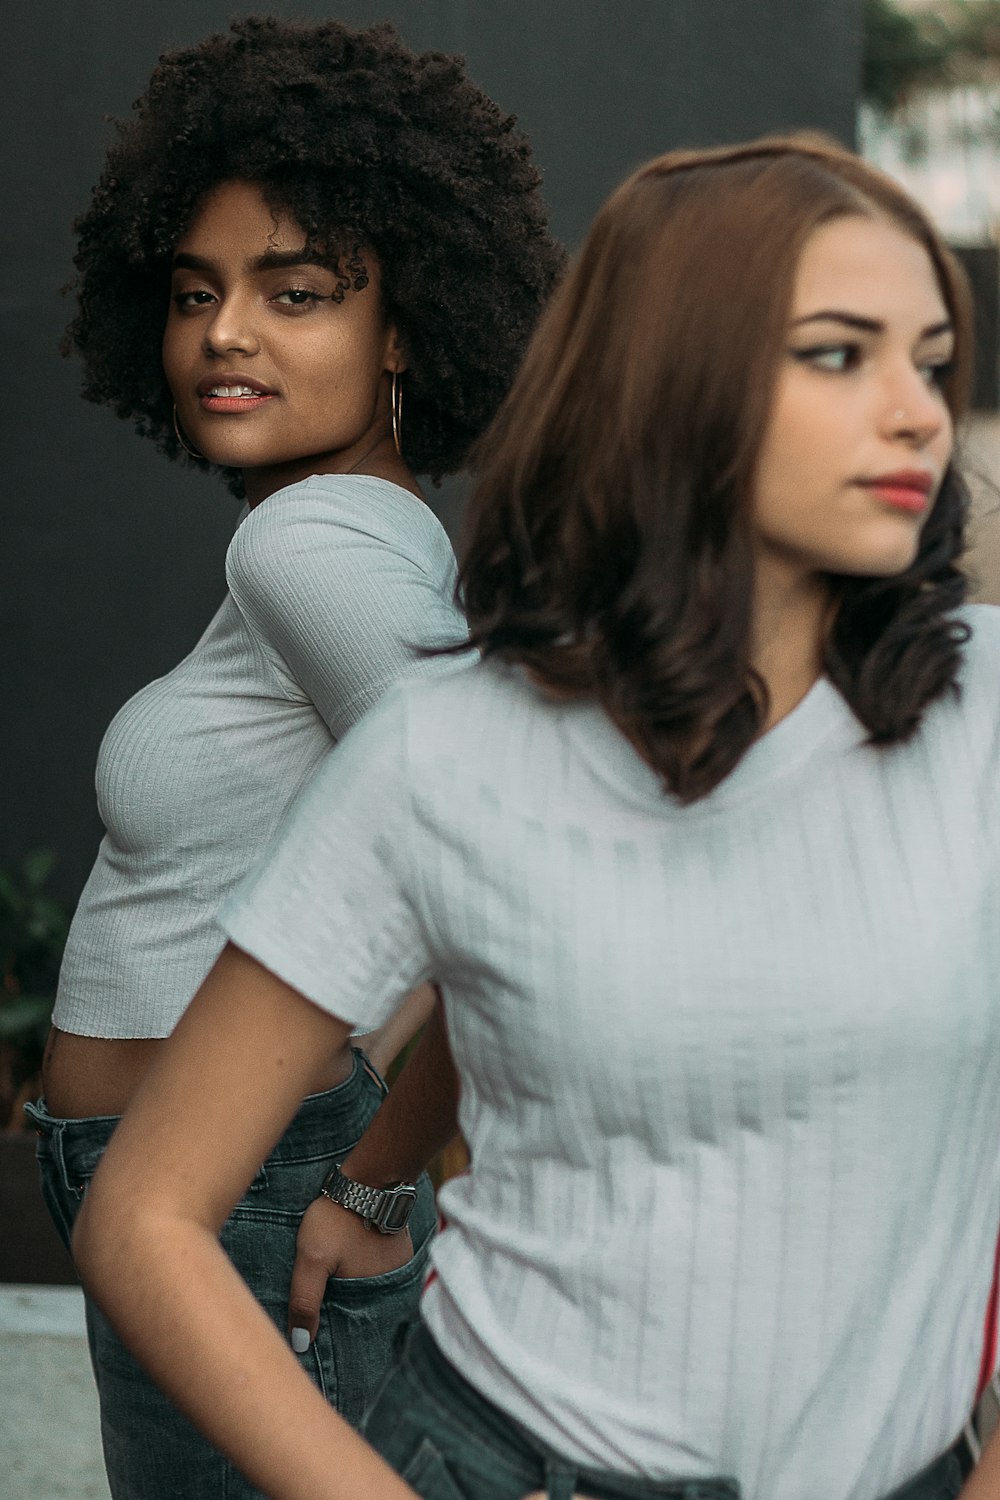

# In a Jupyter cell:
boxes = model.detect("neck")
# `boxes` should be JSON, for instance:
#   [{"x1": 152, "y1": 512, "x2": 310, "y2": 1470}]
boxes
[
  {"x1": 242, "y1": 434, "x2": 421, "y2": 509},
  {"x1": 751, "y1": 562, "x2": 831, "y2": 731}
]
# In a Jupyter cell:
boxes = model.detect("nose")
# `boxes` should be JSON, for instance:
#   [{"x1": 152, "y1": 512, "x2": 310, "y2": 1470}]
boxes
[
  {"x1": 202, "y1": 293, "x2": 261, "y2": 358},
  {"x1": 882, "y1": 365, "x2": 949, "y2": 449}
]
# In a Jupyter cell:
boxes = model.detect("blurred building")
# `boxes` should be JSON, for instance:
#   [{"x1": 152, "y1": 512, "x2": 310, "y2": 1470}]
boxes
[
  {"x1": 860, "y1": 85, "x2": 1000, "y2": 243},
  {"x1": 859, "y1": 0, "x2": 1000, "y2": 408},
  {"x1": 858, "y1": 0, "x2": 1000, "y2": 600}
]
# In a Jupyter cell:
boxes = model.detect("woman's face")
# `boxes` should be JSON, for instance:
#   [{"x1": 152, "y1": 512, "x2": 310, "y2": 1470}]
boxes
[
  {"x1": 751, "y1": 214, "x2": 955, "y2": 598},
  {"x1": 163, "y1": 180, "x2": 403, "y2": 500}
]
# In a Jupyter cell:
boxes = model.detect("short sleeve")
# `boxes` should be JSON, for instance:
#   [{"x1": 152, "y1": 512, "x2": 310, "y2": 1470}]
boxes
[
  {"x1": 226, "y1": 477, "x2": 467, "y2": 739},
  {"x1": 218, "y1": 685, "x2": 433, "y2": 1029}
]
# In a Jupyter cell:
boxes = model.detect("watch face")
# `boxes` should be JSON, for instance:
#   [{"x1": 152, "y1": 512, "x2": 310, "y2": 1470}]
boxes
[{"x1": 380, "y1": 1188, "x2": 417, "y2": 1233}]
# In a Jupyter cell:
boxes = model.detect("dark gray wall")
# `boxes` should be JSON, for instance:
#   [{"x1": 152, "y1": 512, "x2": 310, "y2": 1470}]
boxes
[{"x1": 3, "y1": 1, "x2": 861, "y2": 905}]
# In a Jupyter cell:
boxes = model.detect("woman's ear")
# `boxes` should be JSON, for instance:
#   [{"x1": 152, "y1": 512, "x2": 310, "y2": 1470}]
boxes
[{"x1": 384, "y1": 324, "x2": 408, "y2": 376}]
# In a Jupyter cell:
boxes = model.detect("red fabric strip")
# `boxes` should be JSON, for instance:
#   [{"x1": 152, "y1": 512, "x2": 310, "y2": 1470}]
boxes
[{"x1": 977, "y1": 1228, "x2": 1000, "y2": 1400}]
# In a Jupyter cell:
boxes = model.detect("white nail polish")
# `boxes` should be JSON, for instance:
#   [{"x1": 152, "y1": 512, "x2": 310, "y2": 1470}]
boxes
[{"x1": 291, "y1": 1327, "x2": 310, "y2": 1354}]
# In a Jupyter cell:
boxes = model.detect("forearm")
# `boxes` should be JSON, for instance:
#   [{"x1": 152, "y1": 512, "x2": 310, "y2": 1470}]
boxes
[
  {"x1": 962, "y1": 1421, "x2": 1000, "y2": 1498},
  {"x1": 360, "y1": 981, "x2": 437, "y2": 1078},
  {"x1": 75, "y1": 1204, "x2": 417, "y2": 1500},
  {"x1": 342, "y1": 995, "x2": 460, "y2": 1185}
]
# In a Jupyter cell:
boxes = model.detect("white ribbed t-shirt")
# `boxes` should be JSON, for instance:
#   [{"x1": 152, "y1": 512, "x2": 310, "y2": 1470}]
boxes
[
  {"x1": 54, "y1": 474, "x2": 464, "y2": 1039},
  {"x1": 221, "y1": 604, "x2": 1000, "y2": 1500}
]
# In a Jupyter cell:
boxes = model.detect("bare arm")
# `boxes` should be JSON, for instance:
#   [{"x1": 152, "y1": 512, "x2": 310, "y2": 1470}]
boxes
[
  {"x1": 359, "y1": 980, "x2": 437, "y2": 1079},
  {"x1": 962, "y1": 1422, "x2": 1000, "y2": 1498},
  {"x1": 344, "y1": 993, "x2": 460, "y2": 1184},
  {"x1": 288, "y1": 995, "x2": 462, "y2": 1344},
  {"x1": 73, "y1": 943, "x2": 419, "y2": 1500}
]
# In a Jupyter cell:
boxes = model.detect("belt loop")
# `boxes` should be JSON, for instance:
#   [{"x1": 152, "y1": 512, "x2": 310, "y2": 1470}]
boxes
[
  {"x1": 51, "y1": 1120, "x2": 80, "y2": 1198},
  {"x1": 23, "y1": 1100, "x2": 81, "y2": 1199},
  {"x1": 544, "y1": 1460, "x2": 578, "y2": 1500},
  {"x1": 248, "y1": 1162, "x2": 269, "y2": 1192},
  {"x1": 358, "y1": 1047, "x2": 390, "y2": 1098}
]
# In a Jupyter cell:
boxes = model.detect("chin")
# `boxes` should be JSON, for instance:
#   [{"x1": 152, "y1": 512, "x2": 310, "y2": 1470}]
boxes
[
  {"x1": 834, "y1": 545, "x2": 922, "y2": 580},
  {"x1": 833, "y1": 519, "x2": 925, "y2": 579}
]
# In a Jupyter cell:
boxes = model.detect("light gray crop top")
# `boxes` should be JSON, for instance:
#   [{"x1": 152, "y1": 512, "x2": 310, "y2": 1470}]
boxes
[{"x1": 54, "y1": 474, "x2": 465, "y2": 1038}]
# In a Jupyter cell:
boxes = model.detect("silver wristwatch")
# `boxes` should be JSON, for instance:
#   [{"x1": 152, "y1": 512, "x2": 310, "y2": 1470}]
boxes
[{"x1": 319, "y1": 1163, "x2": 418, "y2": 1234}]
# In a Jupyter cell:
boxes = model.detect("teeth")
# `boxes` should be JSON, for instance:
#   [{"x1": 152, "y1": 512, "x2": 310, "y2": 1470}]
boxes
[{"x1": 208, "y1": 386, "x2": 262, "y2": 398}]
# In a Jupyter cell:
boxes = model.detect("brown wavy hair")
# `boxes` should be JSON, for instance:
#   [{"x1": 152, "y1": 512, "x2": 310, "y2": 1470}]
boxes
[{"x1": 458, "y1": 134, "x2": 975, "y2": 802}]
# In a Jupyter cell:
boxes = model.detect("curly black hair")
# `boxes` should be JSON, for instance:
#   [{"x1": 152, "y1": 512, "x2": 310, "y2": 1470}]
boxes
[{"x1": 64, "y1": 15, "x2": 564, "y2": 485}]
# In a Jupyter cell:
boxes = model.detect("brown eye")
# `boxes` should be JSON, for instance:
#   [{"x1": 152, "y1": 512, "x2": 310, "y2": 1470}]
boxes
[
  {"x1": 918, "y1": 359, "x2": 953, "y2": 388},
  {"x1": 172, "y1": 289, "x2": 215, "y2": 309},
  {"x1": 272, "y1": 288, "x2": 327, "y2": 308},
  {"x1": 791, "y1": 343, "x2": 860, "y2": 373}
]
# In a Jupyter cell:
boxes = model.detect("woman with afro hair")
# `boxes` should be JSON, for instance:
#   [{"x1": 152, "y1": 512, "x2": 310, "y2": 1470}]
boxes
[{"x1": 28, "y1": 16, "x2": 562, "y2": 1499}]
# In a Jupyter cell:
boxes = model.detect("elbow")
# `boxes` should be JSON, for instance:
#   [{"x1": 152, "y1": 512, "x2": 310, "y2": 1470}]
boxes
[{"x1": 72, "y1": 1171, "x2": 156, "y2": 1306}]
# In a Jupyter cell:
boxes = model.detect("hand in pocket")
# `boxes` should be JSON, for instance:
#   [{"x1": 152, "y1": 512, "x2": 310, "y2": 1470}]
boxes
[{"x1": 287, "y1": 1195, "x2": 414, "y2": 1349}]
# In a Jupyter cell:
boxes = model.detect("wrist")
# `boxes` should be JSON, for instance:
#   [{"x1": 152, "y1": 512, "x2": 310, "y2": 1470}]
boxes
[
  {"x1": 337, "y1": 1149, "x2": 399, "y2": 1189},
  {"x1": 318, "y1": 1163, "x2": 417, "y2": 1235}
]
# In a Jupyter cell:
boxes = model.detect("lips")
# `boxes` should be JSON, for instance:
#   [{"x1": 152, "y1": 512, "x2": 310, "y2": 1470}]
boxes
[
  {"x1": 195, "y1": 373, "x2": 277, "y2": 415},
  {"x1": 858, "y1": 469, "x2": 935, "y2": 514}
]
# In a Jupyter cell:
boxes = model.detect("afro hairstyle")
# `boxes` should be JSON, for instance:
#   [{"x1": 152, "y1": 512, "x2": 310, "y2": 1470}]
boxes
[{"x1": 64, "y1": 15, "x2": 565, "y2": 486}]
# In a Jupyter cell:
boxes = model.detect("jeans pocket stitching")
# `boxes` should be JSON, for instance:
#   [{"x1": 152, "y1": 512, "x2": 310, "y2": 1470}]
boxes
[
  {"x1": 401, "y1": 1436, "x2": 470, "y2": 1500},
  {"x1": 396, "y1": 1349, "x2": 537, "y2": 1487},
  {"x1": 322, "y1": 1232, "x2": 433, "y2": 1294}
]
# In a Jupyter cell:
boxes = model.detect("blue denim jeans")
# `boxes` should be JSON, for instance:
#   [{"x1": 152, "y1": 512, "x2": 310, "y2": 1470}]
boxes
[
  {"x1": 27, "y1": 1049, "x2": 436, "y2": 1500},
  {"x1": 362, "y1": 1320, "x2": 966, "y2": 1500}
]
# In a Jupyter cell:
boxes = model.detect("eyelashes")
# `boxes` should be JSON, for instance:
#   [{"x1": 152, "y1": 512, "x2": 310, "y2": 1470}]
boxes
[
  {"x1": 791, "y1": 343, "x2": 859, "y2": 374},
  {"x1": 270, "y1": 288, "x2": 331, "y2": 308},
  {"x1": 789, "y1": 343, "x2": 954, "y2": 386},
  {"x1": 170, "y1": 286, "x2": 334, "y2": 314},
  {"x1": 171, "y1": 289, "x2": 215, "y2": 310}
]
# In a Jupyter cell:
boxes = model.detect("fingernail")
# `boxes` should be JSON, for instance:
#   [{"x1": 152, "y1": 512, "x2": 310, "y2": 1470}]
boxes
[{"x1": 291, "y1": 1327, "x2": 310, "y2": 1354}]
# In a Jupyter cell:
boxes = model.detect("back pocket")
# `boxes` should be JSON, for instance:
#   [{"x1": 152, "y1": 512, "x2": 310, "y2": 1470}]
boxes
[{"x1": 402, "y1": 1436, "x2": 470, "y2": 1500}]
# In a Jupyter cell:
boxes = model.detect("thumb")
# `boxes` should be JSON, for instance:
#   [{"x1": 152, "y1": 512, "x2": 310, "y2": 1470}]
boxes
[{"x1": 287, "y1": 1240, "x2": 332, "y2": 1353}]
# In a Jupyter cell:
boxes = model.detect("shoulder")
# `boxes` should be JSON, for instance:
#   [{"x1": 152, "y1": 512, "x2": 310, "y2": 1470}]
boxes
[
  {"x1": 956, "y1": 604, "x2": 1000, "y2": 706},
  {"x1": 395, "y1": 655, "x2": 526, "y2": 724},
  {"x1": 385, "y1": 657, "x2": 554, "y2": 781},
  {"x1": 226, "y1": 475, "x2": 455, "y2": 596},
  {"x1": 913, "y1": 605, "x2": 1000, "y2": 778},
  {"x1": 959, "y1": 602, "x2": 1000, "y2": 656}
]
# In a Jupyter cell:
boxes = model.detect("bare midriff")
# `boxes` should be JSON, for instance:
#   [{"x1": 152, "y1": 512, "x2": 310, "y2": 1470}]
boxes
[{"x1": 41, "y1": 1026, "x2": 356, "y2": 1120}]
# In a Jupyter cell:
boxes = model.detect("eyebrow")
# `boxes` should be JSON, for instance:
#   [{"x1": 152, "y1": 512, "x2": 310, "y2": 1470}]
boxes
[
  {"x1": 171, "y1": 248, "x2": 330, "y2": 274},
  {"x1": 790, "y1": 311, "x2": 953, "y2": 340}
]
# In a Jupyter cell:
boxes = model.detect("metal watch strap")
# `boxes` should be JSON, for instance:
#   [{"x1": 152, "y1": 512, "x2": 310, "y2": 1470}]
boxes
[{"x1": 319, "y1": 1163, "x2": 417, "y2": 1234}]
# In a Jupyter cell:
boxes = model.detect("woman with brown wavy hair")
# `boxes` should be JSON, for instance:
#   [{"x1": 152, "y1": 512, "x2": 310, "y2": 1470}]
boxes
[{"x1": 73, "y1": 135, "x2": 1000, "y2": 1500}]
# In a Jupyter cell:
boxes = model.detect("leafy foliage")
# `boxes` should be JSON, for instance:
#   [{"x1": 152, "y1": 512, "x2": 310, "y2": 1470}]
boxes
[
  {"x1": 862, "y1": 0, "x2": 1000, "y2": 111},
  {"x1": 0, "y1": 851, "x2": 69, "y2": 1128}
]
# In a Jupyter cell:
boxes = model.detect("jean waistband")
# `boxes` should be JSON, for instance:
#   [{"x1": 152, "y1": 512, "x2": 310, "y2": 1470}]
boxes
[
  {"x1": 403, "y1": 1323, "x2": 969, "y2": 1500},
  {"x1": 25, "y1": 1046, "x2": 385, "y2": 1174},
  {"x1": 402, "y1": 1321, "x2": 739, "y2": 1500}
]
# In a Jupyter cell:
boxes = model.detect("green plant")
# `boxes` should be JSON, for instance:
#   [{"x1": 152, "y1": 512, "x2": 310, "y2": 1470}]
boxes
[
  {"x1": 863, "y1": 0, "x2": 1000, "y2": 112},
  {"x1": 0, "y1": 850, "x2": 69, "y2": 1129}
]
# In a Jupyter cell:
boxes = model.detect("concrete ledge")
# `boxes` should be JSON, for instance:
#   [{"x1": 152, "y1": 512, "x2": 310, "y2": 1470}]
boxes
[
  {"x1": 0, "y1": 1283, "x2": 89, "y2": 1336},
  {"x1": 0, "y1": 1283, "x2": 109, "y2": 1500}
]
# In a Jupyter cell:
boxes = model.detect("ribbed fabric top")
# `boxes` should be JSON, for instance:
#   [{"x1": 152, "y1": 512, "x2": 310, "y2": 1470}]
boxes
[
  {"x1": 221, "y1": 604, "x2": 1000, "y2": 1500},
  {"x1": 54, "y1": 474, "x2": 464, "y2": 1039}
]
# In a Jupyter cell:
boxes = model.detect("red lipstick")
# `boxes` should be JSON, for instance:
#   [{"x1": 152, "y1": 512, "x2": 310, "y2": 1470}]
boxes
[{"x1": 859, "y1": 469, "x2": 935, "y2": 514}]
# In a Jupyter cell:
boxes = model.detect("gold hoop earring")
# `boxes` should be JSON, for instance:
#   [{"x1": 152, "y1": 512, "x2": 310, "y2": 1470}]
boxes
[
  {"x1": 391, "y1": 370, "x2": 403, "y2": 457},
  {"x1": 172, "y1": 403, "x2": 204, "y2": 460}
]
